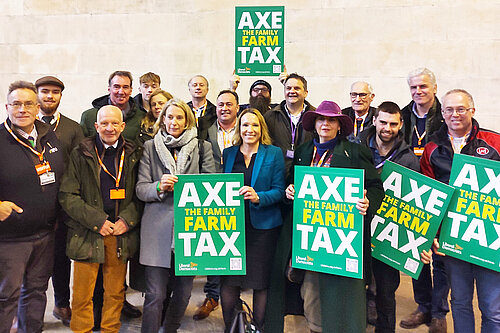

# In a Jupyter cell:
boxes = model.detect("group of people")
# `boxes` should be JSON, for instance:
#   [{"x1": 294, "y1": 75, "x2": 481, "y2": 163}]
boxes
[{"x1": 0, "y1": 67, "x2": 499, "y2": 333}]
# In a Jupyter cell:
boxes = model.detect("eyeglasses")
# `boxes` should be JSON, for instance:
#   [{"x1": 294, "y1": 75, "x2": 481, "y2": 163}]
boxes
[
  {"x1": 252, "y1": 87, "x2": 269, "y2": 93},
  {"x1": 8, "y1": 101, "x2": 36, "y2": 110},
  {"x1": 350, "y1": 92, "x2": 370, "y2": 99},
  {"x1": 442, "y1": 107, "x2": 473, "y2": 115}
]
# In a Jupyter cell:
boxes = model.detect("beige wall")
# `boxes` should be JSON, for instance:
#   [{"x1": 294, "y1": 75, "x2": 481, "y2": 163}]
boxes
[{"x1": 1, "y1": 0, "x2": 499, "y2": 131}]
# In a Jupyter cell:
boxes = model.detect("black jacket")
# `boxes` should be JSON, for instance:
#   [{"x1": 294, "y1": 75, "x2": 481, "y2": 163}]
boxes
[
  {"x1": 0, "y1": 120, "x2": 64, "y2": 240},
  {"x1": 264, "y1": 100, "x2": 316, "y2": 178},
  {"x1": 421, "y1": 119, "x2": 500, "y2": 184},
  {"x1": 401, "y1": 98, "x2": 443, "y2": 146},
  {"x1": 359, "y1": 125, "x2": 420, "y2": 173},
  {"x1": 342, "y1": 106, "x2": 376, "y2": 138},
  {"x1": 188, "y1": 100, "x2": 217, "y2": 137}
]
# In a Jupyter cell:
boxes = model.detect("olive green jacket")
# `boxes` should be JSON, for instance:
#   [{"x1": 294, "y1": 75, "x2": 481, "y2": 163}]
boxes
[{"x1": 59, "y1": 136, "x2": 143, "y2": 263}]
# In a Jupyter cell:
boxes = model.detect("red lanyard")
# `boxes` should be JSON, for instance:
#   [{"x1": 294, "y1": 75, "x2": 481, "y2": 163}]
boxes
[
  {"x1": 37, "y1": 113, "x2": 61, "y2": 131},
  {"x1": 95, "y1": 146, "x2": 125, "y2": 188},
  {"x1": 4, "y1": 121, "x2": 45, "y2": 162},
  {"x1": 414, "y1": 125, "x2": 426, "y2": 146},
  {"x1": 310, "y1": 146, "x2": 332, "y2": 167}
]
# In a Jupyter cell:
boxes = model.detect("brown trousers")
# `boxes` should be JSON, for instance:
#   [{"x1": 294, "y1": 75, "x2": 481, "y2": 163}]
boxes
[{"x1": 71, "y1": 236, "x2": 126, "y2": 333}]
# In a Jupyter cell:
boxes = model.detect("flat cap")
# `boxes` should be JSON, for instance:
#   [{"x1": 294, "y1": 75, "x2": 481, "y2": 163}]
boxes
[{"x1": 35, "y1": 76, "x2": 65, "y2": 91}]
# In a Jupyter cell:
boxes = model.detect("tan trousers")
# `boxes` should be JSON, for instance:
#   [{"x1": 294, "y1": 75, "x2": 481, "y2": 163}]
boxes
[{"x1": 70, "y1": 236, "x2": 126, "y2": 333}]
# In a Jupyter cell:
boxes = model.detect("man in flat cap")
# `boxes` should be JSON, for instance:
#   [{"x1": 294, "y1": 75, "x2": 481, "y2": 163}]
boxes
[{"x1": 35, "y1": 75, "x2": 84, "y2": 326}]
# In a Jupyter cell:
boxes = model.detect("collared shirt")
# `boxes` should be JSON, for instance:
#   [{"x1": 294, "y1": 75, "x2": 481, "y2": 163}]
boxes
[
  {"x1": 192, "y1": 102, "x2": 207, "y2": 120},
  {"x1": 411, "y1": 103, "x2": 428, "y2": 149},
  {"x1": 216, "y1": 121, "x2": 236, "y2": 154},
  {"x1": 16, "y1": 125, "x2": 38, "y2": 143},
  {"x1": 354, "y1": 111, "x2": 369, "y2": 136},
  {"x1": 103, "y1": 141, "x2": 119, "y2": 149},
  {"x1": 285, "y1": 103, "x2": 306, "y2": 128},
  {"x1": 37, "y1": 110, "x2": 60, "y2": 125}
]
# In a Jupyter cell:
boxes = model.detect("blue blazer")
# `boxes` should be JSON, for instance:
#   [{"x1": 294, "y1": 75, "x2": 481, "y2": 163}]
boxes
[{"x1": 223, "y1": 144, "x2": 285, "y2": 229}]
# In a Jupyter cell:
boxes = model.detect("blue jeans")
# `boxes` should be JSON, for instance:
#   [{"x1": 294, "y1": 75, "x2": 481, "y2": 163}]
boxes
[
  {"x1": 444, "y1": 256, "x2": 500, "y2": 333},
  {"x1": 204, "y1": 275, "x2": 220, "y2": 301},
  {"x1": 141, "y1": 265, "x2": 194, "y2": 333},
  {"x1": 411, "y1": 253, "x2": 449, "y2": 318}
]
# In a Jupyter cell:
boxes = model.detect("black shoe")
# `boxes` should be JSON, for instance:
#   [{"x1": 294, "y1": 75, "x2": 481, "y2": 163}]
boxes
[{"x1": 121, "y1": 299, "x2": 142, "y2": 318}]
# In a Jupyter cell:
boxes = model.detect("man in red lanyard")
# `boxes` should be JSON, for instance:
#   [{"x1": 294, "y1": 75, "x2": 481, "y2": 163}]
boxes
[
  {"x1": 59, "y1": 105, "x2": 141, "y2": 333},
  {"x1": 194, "y1": 89, "x2": 240, "y2": 321},
  {"x1": 359, "y1": 102, "x2": 421, "y2": 332},
  {"x1": 187, "y1": 75, "x2": 217, "y2": 135},
  {"x1": 0, "y1": 81, "x2": 64, "y2": 333},
  {"x1": 35, "y1": 75, "x2": 84, "y2": 327},
  {"x1": 421, "y1": 89, "x2": 500, "y2": 333},
  {"x1": 399, "y1": 68, "x2": 449, "y2": 332},
  {"x1": 342, "y1": 81, "x2": 376, "y2": 139}
]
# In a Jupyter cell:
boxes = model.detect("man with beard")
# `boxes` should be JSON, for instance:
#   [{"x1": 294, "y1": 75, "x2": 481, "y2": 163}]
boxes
[
  {"x1": 35, "y1": 76, "x2": 84, "y2": 327},
  {"x1": 342, "y1": 81, "x2": 376, "y2": 139},
  {"x1": 230, "y1": 77, "x2": 278, "y2": 115},
  {"x1": 359, "y1": 102, "x2": 420, "y2": 333}
]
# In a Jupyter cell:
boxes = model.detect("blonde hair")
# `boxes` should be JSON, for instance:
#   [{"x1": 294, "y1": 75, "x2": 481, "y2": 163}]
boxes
[
  {"x1": 232, "y1": 108, "x2": 272, "y2": 146},
  {"x1": 141, "y1": 90, "x2": 174, "y2": 135},
  {"x1": 155, "y1": 97, "x2": 196, "y2": 134}
]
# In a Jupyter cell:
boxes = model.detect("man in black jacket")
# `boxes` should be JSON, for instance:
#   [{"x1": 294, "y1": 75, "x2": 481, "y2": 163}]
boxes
[
  {"x1": 399, "y1": 68, "x2": 449, "y2": 332},
  {"x1": 359, "y1": 102, "x2": 420, "y2": 333},
  {"x1": 0, "y1": 81, "x2": 64, "y2": 333},
  {"x1": 35, "y1": 75, "x2": 84, "y2": 327}
]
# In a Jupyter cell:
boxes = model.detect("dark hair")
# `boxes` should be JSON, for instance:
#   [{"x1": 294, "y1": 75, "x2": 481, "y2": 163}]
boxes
[
  {"x1": 217, "y1": 89, "x2": 239, "y2": 105},
  {"x1": 108, "y1": 71, "x2": 133, "y2": 86},
  {"x1": 285, "y1": 73, "x2": 308, "y2": 91},
  {"x1": 374, "y1": 101, "x2": 402, "y2": 120},
  {"x1": 8, "y1": 81, "x2": 37, "y2": 96}
]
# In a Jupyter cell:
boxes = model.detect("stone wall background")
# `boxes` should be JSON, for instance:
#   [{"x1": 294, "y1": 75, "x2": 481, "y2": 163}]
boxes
[{"x1": 0, "y1": 0, "x2": 499, "y2": 130}]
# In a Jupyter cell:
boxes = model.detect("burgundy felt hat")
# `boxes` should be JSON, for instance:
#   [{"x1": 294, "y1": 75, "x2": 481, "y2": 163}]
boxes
[{"x1": 302, "y1": 100, "x2": 353, "y2": 136}]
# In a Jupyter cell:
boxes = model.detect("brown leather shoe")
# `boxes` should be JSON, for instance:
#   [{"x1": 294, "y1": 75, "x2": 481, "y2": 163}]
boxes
[
  {"x1": 399, "y1": 309, "x2": 431, "y2": 329},
  {"x1": 53, "y1": 306, "x2": 71, "y2": 327},
  {"x1": 429, "y1": 317, "x2": 447, "y2": 333},
  {"x1": 193, "y1": 297, "x2": 218, "y2": 320}
]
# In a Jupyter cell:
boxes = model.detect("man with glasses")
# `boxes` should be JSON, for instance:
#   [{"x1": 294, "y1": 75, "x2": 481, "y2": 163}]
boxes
[
  {"x1": 420, "y1": 89, "x2": 500, "y2": 333},
  {"x1": 342, "y1": 81, "x2": 376, "y2": 138},
  {"x1": 399, "y1": 68, "x2": 449, "y2": 332},
  {"x1": 0, "y1": 81, "x2": 64, "y2": 333}
]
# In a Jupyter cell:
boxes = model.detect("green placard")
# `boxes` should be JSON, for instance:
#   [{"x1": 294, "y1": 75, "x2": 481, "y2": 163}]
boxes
[
  {"x1": 174, "y1": 173, "x2": 246, "y2": 276},
  {"x1": 439, "y1": 154, "x2": 500, "y2": 272},
  {"x1": 370, "y1": 161, "x2": 455, "y2": 279},
  {"x1": 291, "y1": 166, "x2": 365, "y2": 279},
  {"x1": 235, "y1": 6, "x2": 284, "y2": 76}
]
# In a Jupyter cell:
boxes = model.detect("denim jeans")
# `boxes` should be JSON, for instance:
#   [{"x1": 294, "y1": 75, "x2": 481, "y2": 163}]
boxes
[
  {"x1": 444, "y1": 256, "x2": 500, "y2": 333},
  {"x1": 142, "y1": 265, "x2": 194, "y2": 333},
  {"x1": 204, "y1": 275, "x2": 220, "y2": 301},
  {"x1": 372, "y1": 258, "x2": 400, "y2": 333},
  {"x1": 411, "y1": 253, "x2": 449, "y2": 318}
]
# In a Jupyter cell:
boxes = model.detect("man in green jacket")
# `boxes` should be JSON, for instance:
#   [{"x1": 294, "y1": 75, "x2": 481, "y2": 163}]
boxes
[
  {"x1": 80, "y1": 70, "x2": 145, "y2": 141},
  {"x1": 59, "y1": 105, "x2": 142, "y2": 333}
]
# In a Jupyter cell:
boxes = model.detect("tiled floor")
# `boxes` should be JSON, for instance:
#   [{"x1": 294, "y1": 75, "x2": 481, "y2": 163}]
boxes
[{"x1": 39, "y1": 273, "x2": 480, "y2": 332}]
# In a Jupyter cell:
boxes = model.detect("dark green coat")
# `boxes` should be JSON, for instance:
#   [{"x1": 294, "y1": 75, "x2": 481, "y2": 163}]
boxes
[
  {"x1": 80, "y1": 95, "x2": 145, "y2": 142},
  {"x1": 265, "y1": 138, "x2": 384, "y2": 333},
  {"x1": 59, "y1": 136, "x2": 142, "y2": 263}
]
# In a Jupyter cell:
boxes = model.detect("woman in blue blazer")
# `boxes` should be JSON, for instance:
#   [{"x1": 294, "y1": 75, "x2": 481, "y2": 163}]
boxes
[{"x1": 221, "y1": 108, "x2": 285, "y2": 332}]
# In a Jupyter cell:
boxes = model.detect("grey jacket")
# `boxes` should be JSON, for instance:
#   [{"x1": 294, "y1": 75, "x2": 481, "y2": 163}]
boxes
[{"x1": 135, "y1": 137, "x2": 216, "y2": 268}]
